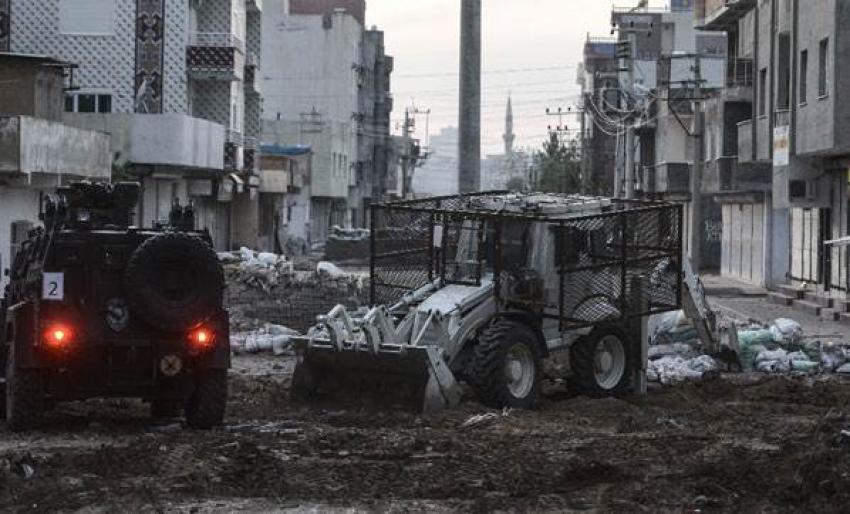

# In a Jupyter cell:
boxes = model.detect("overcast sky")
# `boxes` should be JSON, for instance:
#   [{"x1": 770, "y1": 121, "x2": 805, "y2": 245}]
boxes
[{"x1": 367, "y1": 0, "x2": 669, "y2": 154}]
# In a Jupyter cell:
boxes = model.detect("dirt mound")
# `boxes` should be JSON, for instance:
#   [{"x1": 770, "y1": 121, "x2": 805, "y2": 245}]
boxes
[{"x1": 1, "y1": 362, "x2": 849, "y2": 512}]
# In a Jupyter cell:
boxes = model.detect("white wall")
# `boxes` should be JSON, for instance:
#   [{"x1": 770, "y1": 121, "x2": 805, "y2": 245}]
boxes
[
  {"x1": 0, "y1": 186, "x2": 43, "y2": 292},
  {"x1": 412, "y1": 126, "x2": 459, "y2": 197},
  {"x1": 262, "y1": 8, "x2": 360, "y2": 195}
]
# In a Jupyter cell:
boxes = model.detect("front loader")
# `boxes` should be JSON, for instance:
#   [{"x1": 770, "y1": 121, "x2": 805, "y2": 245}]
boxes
[{"x1": 291, "y1": 192, "x2": 719, "y2": 413}]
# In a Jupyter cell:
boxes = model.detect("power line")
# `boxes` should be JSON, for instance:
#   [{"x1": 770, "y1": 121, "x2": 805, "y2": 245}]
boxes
[{"x1": 394, "y1": 64, "x2": 577, "y2": 78}]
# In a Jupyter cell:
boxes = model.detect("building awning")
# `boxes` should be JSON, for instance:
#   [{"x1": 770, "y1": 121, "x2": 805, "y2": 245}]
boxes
[
  {"x1": 260, "y1": 144, "x2": 312, "y2": 157},
  {"x1": 229, "y1": 172, "x2": 245, "y2": 193}
]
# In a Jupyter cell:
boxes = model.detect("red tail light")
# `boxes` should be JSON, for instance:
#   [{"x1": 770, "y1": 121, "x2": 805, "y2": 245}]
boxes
[
  {"x1": 43, "y1": 324, "x2": 74, "y2": 350},
  {"x1": 187, "y1": 327, "x2": 216, "y2": 351}
]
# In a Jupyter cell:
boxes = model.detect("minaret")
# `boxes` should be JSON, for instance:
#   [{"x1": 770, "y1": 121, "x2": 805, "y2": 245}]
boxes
[{"x1": 503, "y1": 95, "x2": 515, "y2": 156}]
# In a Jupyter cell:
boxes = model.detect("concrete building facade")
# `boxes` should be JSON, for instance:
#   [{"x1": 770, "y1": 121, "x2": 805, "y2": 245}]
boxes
[
  {"x1": 261, "y1": 0, "x2": 393, "y2": 245},
  {"x1": 596, "y1": 4, "x2": 725, "y2": 270},
  {"x1": 0, "y1": 53, "x2": 111, "y2": 290},
  {"x1": 5, "y1": 0, "x2": 264, "y2": 250},
  {"x1": 411, "y1": 126, "x2": 459, "y2": 198}
]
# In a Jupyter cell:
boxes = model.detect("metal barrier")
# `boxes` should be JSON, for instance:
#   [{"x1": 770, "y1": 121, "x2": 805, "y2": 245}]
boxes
[{"x1": 370, "y1": 192, "x2": 683, "y2": 330}]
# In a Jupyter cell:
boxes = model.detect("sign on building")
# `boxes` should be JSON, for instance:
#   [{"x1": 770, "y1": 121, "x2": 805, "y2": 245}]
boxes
[{"x1": 773, "y1": 126, "x2": 790, "y2": 167}]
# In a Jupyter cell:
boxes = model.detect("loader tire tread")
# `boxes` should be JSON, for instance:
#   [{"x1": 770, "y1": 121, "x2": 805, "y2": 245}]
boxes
[
  {"x1": 571, "y1": 325, "x2": 632, "y2": 398},
  {"x1": 467, "y1": 319, "x2": 541, "y2": 409}
]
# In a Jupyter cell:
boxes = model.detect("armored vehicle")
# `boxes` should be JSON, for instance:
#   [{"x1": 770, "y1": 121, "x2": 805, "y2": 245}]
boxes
[
  {"x1": 292, "y1": 192, "x2": 719, "y2": 412},
  {"x1": 0, "y1": 182, "x2": 229, "y2": 431}
]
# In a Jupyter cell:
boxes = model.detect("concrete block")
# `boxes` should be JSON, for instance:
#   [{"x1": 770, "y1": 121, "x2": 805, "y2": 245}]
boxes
[
  {"x1": 820, "y1": 308, "x2": 839, "y2": 322},
  {"x1": 804, "y1": 292, "x2": 833, "y2": 308},
  {"x1": 833, "y1": 299, "x2": 850, "y2": 313},
  {"x1": 767, "y1": 292, "x2": 795, "y2": 306},
  {"x1": 792, "y1": 299, "x2": 822, "y2": 317},
  {"x1": 776, "y1": 285, "x2": 805, "y2": 299}
]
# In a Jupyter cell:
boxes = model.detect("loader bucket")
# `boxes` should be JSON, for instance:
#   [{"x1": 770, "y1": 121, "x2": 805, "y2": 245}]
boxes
[{"x1": 290, "y1": 340, "x2": 462, "y2": 414}]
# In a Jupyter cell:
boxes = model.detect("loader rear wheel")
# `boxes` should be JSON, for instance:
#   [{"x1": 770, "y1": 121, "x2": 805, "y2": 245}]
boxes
[
  {"x1": 468, "y1": 320, "x2": 541, "y2": 409},
  {"x1": 571, "y1": 326, "x2": 631, "y2": 397}
]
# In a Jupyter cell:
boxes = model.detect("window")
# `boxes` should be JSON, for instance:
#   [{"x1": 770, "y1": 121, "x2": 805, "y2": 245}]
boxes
[
  {"x1": 759, "y1": 68, "x2": 767, "y2": 115},
  {"x1": 777, "y1": 34, "x2": 790, "y2": 109},
  {"x1": 819, "y1": 38, "x2": 829, "y2": 97},
  {"x1": 800, "y1": 50, "x2": 808, "y2": 104},
  {"x1": 64, "y1": 93, "x2": 113, "y2": 113}
]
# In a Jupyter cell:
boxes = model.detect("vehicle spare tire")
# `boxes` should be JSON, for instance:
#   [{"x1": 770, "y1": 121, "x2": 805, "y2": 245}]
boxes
[{"x1": 125, "y1": 232, "x2": 224, "y2": 333}]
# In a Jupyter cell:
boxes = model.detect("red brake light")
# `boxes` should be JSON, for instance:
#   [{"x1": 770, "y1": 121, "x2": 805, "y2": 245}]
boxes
[
  {"x1": 44, "y1": 324, "x2": 74, "y2": 349},
  {"x1": 188, "y1": 327, "x2": 216, "y2": 350}
]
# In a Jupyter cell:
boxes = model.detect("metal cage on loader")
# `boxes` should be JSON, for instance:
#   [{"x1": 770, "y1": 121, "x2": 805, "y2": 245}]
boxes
[{"x1": 291, "y1": 192, "x2": 687, "y2": 413}]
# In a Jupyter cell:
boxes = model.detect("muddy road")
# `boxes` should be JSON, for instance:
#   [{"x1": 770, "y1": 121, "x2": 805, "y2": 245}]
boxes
[{"x1": 1, "y1": 355, "x2": 849, "y2": 512}]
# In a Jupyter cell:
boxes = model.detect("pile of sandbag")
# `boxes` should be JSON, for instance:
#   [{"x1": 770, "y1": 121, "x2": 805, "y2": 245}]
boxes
[
  {"x1": 219, "y1": 247, "x2": 295, "y2": 292},
  {"x1": 230, "y1": 322, "x2": 299, "y2": 356},
  {"x1": 648, "y1": 354, "x2": 719, "y2": 385}
]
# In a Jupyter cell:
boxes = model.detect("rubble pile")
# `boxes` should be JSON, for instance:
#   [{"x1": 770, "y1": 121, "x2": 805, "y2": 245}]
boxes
[
  {"x1": 230, "y1": 322, "x2": 299, "y2": 356},
  {"x1": 324, "y1": 226, "x2": 370, "y2": 262},
  {"x1": 221, "y1": 248, "x2": 369, "y2": 339},
  {"x1": 649, "y1": 311, "x2": 850, "y2": 385},
  {"x1": 218, "y1": 248, "x2": 296, "y2": 292}
]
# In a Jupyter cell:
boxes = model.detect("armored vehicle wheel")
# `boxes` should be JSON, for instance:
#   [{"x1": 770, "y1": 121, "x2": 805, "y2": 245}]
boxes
[
  {"x1": 185, "y1": 369, "x2": 227, "y2": 429},
  {"x1": 6, "y1": 346, "x2": 45, "y2": 432},
  {"x1": 571, "y1": 326, "x2": 631, "y2": 397},
  {"x1": 468, "y1": 319, "x2": 542, "y2": 409},
  {"x1": 125, "y1": 232, "x2": 224, "y2": 333}
]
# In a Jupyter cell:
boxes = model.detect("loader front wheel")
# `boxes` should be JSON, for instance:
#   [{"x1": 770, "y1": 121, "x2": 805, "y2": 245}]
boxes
[
  {"x1": 468, "y1": 320, "x2": 541, "y2": 409},
  {"x1": 571, "y1": 326, "x2": 631, "y2": 397}
]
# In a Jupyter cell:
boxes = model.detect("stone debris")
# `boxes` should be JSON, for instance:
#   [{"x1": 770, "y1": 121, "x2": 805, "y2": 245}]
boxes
[
  {"x1": 231, "y1": 323, "x2": 300, "y2": 356},
  {"x1": 648, "y1": 312, "x2": 845, "y2": 384},
  {"x1": 218, "y1": 247, "x2": 295, "y2": 292}
]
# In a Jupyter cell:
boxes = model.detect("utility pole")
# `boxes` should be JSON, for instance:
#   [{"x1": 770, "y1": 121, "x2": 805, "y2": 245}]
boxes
[
  {"x1": 401, "y1": 108, "x2": 414, "y2": 199},
  {"x1": 458, "y1": 0, "x2": 481, "y2": 193},
  {"x1": 690, "y1": 54, "x2": 704, "y2": 271},
  {"x1": 624, "y1": 31, "x2": 637, "y2": 200}
]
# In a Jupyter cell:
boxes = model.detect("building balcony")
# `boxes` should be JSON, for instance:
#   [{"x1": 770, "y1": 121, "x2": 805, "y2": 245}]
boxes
[
  {"x1": 0, "y1": 115, "x2": 111, "y2": 180},
  {"x1": 224, "y1": 129, "x2": 244, "y2": 172},
  {"x1": 724, "y1": 58, "x2": 754, "y2": 102},
  {"x1": 187, "y1": 32, "x2": 245, "y2": 81},
  {"x1": 704, "y1": 156, "x2": 771, "y2": 193},
  {"x1": 244, "y1": 52, "x2": 261, "y2": 95},
  {"x1": 737, "y1": 119, "x2": 753, "y2": 163},
  {"x1": 696, "y1": 0, "x2": 756, "y2": 31},
  {"x1": 652, "y1": 162, "x2": 691, "y2": 194},
  {"x1": 63, "y1": 112, "x2": 227, "y2": 171},
  {"x1": 247, "y1": 0, "x2": 262, "y2": 13}
]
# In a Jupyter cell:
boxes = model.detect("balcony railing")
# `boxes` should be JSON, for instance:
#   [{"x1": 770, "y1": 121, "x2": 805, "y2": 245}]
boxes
[
  {"x1": 246, "y1": 51, "x2": 260, "y2": 68},
  {"x1": 697, "y1": 0, "x2": 756, "y2": 31},
  {"x1": 226, "y1": 129, "x2": 244, "y2": 146},
  {"x1": 243, "y1": 136, "x2": 259, "y2": 150},
  {"x1": 727, "y1": 58, "x2": 754, "y2": 88},
  {"x1": 189, "y1": 32, "x2": 245, "y2": 53},
  {"x1": 737, "y1": 119, "x2": 753, "y2": 163}
]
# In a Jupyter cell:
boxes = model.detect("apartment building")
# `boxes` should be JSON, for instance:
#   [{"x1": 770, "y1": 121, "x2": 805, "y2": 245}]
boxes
[
  {"x1": 0, "y1": 53, "x2": 111, "y2": 289},
  {"x1": 262, "y1": 0, "x2": 394, "y2": 245},
  {"x1": 3, "y1": 0, "x2": 263, "y2": 250},
  {"x1": 607, "y1": 3, "x2": 725, "y2": 269},
  {"x1": 577, "y1": 37, "x2": 619, "y2": 196},
  {"x1": 697, "y1": 0, "x2": 850, "y2": 301}
]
